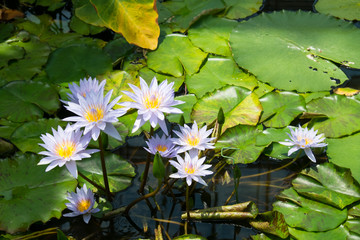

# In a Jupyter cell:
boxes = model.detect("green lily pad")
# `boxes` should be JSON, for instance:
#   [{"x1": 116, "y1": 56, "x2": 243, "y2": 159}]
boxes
[
  {"x1": 224, "y1": 0, "x2": 263, "y2": 19},
  {"x1": 192, "y1": 86, "x2": 262, "y2": 132},
  {"x1": 230, "y1": 11, "x2": 360, "y2": 92},
  {"x1": 0, "y1": 153, "x2": 77, "y2": 233},
  {"x1": 35, "y1": 0, "x2": 65, "y2": 11},
  {"x1": 0, "y1": 23, "x2": 15, "y2": 42},
  {"x1": 139, "y1": 67, "x2": 184, "y2": 91},
  {"x1": 185, "y1": 57, "x2": 258, "y2": 98},
  {"x1": 292, "y1": 162, "x2": 360, "y2": 209},
  {"x1": 187, "y1": 16, "x2": 237, "y2": 56},
  {"x1": 305, "y1": 95, "x2": 360, "y2": 138},
  {"x1": 167, "y1": 94, "x2": 197, "y2": 124},
  {"x1": 173, "y1": 234, "x2": 207, "y2": 240},
  {"x1": 327, "y1": 132, "x2": 360, "y2": 184},
  {"x1": 0, "y1": 35, "x2": 51, "y2": 86},
  {"x1": 301, "y1": 91, "x2": 330, "y2": 103},
  {"x1": 162, "y1": 0, "x2": 225, "y2": 32},
  {"x1": 349, "y1": 203, "x2": 360, "y2": 217},
  {"x1": 10, "y1": 118, "x2": 66, "y2": 153},
  {"x1": 259, "y1": 91, "x2": 306, "y2": 128},
  {"x1": 249, "y1": 211, "x2": 289, "y2": 239},
  {"x1": 0, "y1": 81, "x2": 60, "y2": 122},
  {"x1": 46, "y1": 44, "x2": 112, "y2": 83},
  {"x1": 77, "y1": 152, "x2": 135, "y2": 193},
  {"x1": 147, "y1": 34, "x2": 208, "y2": 77},
  {"x1": 216, "y1": 124, "x2": 265, "y2": 164},
  {"x1": 315, "y1": 0, "x2": 360, "y2": 21},
  {"x1": 104, "y1": 37, "x2": 135, "y2": 63},
  {"x1": 0, "y1": 43, "x2": 24, "y2": 68},
  {"x1": 69, "y1": 15, "x2": 105, "y2": 35},
  {"x1": 273, "y1": 187, "x2": 348, "y2": 231},
  {"x1": 253, "y1": 81, "x2": 274, "y2": 98},
  {"x1": 345, "y1": 219, "x2": 360, "y2": 236},
  {"x1": 0, "y1": 119, "x2": 21, "y2": 139},
  {"x1": 288, "y1": 225, "x2": 350, "y2": 240},
  {"x1": 118, "y1": 110, "x2": 152, "y2": 137},
  {"x1": 74, "y1": 0, "x2": 105, "y2": 28}
]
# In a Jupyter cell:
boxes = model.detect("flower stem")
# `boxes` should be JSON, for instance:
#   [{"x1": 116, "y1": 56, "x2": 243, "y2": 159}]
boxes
[
  {"x1": 78, "y1": 171, "x2": 114, "y2": 197},
  {"x1": 139, "y1": 127, "x2": 154, "y2": 194},
  {"x1": 185, "y1": 184, "x2": 190, "y2": 235},
  {"x1": 98, "y1": 136, "x2": 112, "y2": 200}
]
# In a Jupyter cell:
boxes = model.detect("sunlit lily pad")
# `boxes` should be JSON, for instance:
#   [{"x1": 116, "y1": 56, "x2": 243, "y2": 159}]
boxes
[
  {"x1": 315, "y1": 0, "x2": 360, "y2": 21},
  {"x1": 77, "y1": 152, "x2": 135, "y2": 193},
  {"x1": 230, "y1": 11, "x2": 360, "y2": 92},
  {"x1": 166, "y1": 94, "x2": 197, "y2": 124},
  {"x1": 327, "y1": 132, "x2": 360, "y2": 184},
  {"x1": 192, "y1": 86, "x2": 262, "y2": 132},
  {"x1": 333, "y1": 87, "x2": 360, "y2": 96},
  {"x1": 288, "y1": 225, "x2": 350, "y2": 240},
  {"x1": 305, "y1": 95, "x2": 360, "y2": 138},
  {"x1": 216, "y1": 124, "x2": 265, "y2": 164},
  {"x1": 0, "y1": 81, "x2": 60, "y2": 122},
  {"x1": 259, "y1": 91, "x2": 306, "y2": 128},
  {"x1": 223, "y1": 0, "x2": 263, "y2": 19},
  {"x1": 139, "y1": 67, "x2": 184, "y2": 91},
  {"x1": 46, "y1": 44, "x2": 112, "y2": 83},
  {"x1": 147, "y1": 34, "x2": 208, "y2": 77},
  {"x1": 187, "y1": 16, "x2": 237, "y2": 56},
  {"x1": 0, "y1": 153, "x2": 77, "y2": 233},
  {"x1": 185, "y1": 57, "x2": 258, "y2": 98},
  {"x1": 162, "y1": 0, "x2": 225, "y2": 32}
]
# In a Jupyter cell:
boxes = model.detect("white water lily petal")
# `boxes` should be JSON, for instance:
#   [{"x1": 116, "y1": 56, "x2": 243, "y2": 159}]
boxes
[{"x1": 145, "y1": 134, "x2": 179, "y2": 158}]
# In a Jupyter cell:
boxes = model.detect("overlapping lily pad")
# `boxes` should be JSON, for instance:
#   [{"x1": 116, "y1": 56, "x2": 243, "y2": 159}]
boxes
[
  {"x1": 315, "y1": 0, "x2": 360, "y2": 21},
  {"x1": 147, "y1": 34, "x2": 208, "y2": 77},
  {"x1": 166, "y1": 94, "x2": 197, "y2": 124},
  {"x1": 230, "y1": 11, "x2": 360, "y2": 92},
  {"x1": 185, "y1": 57, "x2": 258, "y2": 98},
  {"x1": 216, "y1": 124, "x2": 265, "y2": 164},
  {"x1": 0, "y1": 81, "x2": 60, "y2": 122},
  {"x1": 0, "y1": 153, "x2": 77, "y2": 233},
  {"x1": 305, "y1": 95, "x2": 360, "y2": 138},
  {"x1": 223, "y1": 0, "x2": 263, "y2": 19}
]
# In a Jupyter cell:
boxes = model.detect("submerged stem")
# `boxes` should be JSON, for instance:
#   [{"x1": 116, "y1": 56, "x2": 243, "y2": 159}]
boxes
[
  {"x1": 99, "y1": 136, "x2": 112, "y2": 200},
  {"x1": 185, "y1": 184, "x2": 190, "y2": 235},
  {"x1": 139, "y1": 127, "x2": 154, "y2": 194}
]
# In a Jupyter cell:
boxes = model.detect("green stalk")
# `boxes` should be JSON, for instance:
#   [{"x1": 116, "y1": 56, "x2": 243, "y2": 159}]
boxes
[
  {"x1": 98, "y1": 136, "x2": 111, "y2": 200},
  {"x1": 78, "y1": 171, "x2": 114, "y2": 197},
  {"x1": 139, "y1": 127, "x2": 154, "y2": 194}
]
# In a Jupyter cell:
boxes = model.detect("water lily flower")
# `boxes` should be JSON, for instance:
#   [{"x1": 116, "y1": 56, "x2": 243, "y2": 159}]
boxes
[
  {"x1": 121, "y1": 77, "x2": 184, "y2": 135},
  {"x1": 64, "y1": 184, "x2": 100, "y2": 224},
  {"x1": 144, "y1": 134, "x2": 179, "y2": 158},
  {"x1": 173, "y1": 121, "x2": 215, "y2": 157},
  {"x1": 279, "y1": 125, "x2": 327, "y2": 162},
  {"x1": 169, "y1": 152, "x2": 213, "y2": 186},
  {"x1": 67, "y1": 77, "x2": 106, "y2": 104},
  {"x1": 38, "y1": 125, "x2": 98, "y2": 178},
  {"x1": 63, "y1": 83, "x2": 127, "y2": 141}
]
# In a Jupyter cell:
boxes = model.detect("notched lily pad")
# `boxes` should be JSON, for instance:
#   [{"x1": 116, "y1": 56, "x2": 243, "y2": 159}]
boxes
[{"x1": 315, "y1": 0, "x2": 360, "y2": 21}]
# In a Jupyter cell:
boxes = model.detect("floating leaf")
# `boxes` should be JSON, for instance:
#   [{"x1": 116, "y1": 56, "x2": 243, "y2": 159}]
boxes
[
  {"x1": 249, "y1": 211, "x2": 289, "y2": 239},
  {"x1": 345, "y1": 219, "x2": 360, "y2": 235},
  {"x1": 301, "y1": 91, "x2": 330, "y2": 103},
  {"x1": 224, "y1": 0, "x2": 263, "y2": 19},
  {"x1": 147, "y1": 34, "x2": 207, "y2": 77},
  {"x1": 69, "y1": 15, "x2": 105, "y2": 35},
  {"x1": 162, "y1": 0, "x2": 225, "y2": 32},
  {"x1": 104, "y1": 37, "x2": 135, "y2": 63},
  {"x1": 230, "y1": 11, "x2": 360, "y2": 92},
  {"x1": 0, "y1": 81, "x2": 60, "y2": 122},
  {"x1": 273, "y1": 187, "x2": 348, "y2": 231},
  {"x1": 216, "y1": 124, "x2": 265, "y2": 164},
  {"x1": 253, "y1": 81, "x2": 274, "y2": 98},
  {"x1": 173, "y1": 234, "x2": 207, "y2": 240},
  {"x1": 0, "y1": 153, "x2": 77, "y2": 233},
  {"x1": 333, "y1": 87, "x2": 360, "y2": 96},
  {"x1": 90, "y1": 0, "x2": 160, "y2": 50},
  {"x1": 187, "y1": 16, "x2": 237, "y2": 56},
  {"x1": 0, "y1": 23, "x2": 15, "y2": 42},
  {"x1": 77, "y1": 152, "x2": 135, "y2": 193},
  {"x1": 192, "y1": 86, "x2": 262, "y2": 132},
  {"x1": 10, "y1": 118, "x2": 66, "y2": 153},
  {"x1": 35, "y1": 0, "x2": 65, "y2": 11},
  {"x1": 139, "y1": 67, "x2": 184, "y2": 91},
  {"x1": 327, "y1": 132, "x2": 360, "y2": 184},
  {"x1": 315, "y1": 0, "x2": 360, "y2": 21},
  {"x1": 74, "y1": 0, "x2": 105, "y2": 28},
  {"x1": 185, "y1": 57, "x2": 258, "y2": 98},
  {"x1": 259, "y1": 91, "x2": 306, "y2": 128},
  {"x1": 288, "y1": 225, "x2": 350, "y2": 240},
  {"x1": 305, "y1": 95, "x2": 360, "y2": 138},
  {"x1": 292, "y1": 162, "x2": 360, "y2": 209},
  {"x1": 46, "y1": 44, "x2": 112, "y2": 84},
  {"x1": 0, "y1": 43, "x2": 24, "y2": 68},
  {"x1": 166, "y1": 94, "x2": 197, "y2": 124}
]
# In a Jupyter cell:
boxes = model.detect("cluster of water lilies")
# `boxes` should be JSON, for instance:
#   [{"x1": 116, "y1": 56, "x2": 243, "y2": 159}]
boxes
[{"x1": 37, "y1": 76, "x2": 327, "y2": 229}]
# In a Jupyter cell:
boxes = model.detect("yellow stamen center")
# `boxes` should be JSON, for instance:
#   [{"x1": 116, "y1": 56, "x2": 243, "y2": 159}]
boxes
[
  {"x1": 56, "y1": 142, "x2": 76, "y2": 158},
  {"x1": 156, "y1": 145, "x2": 167, "y2": 152},
  {"x1": 185, "y1": 163, "x2": 195, "y2": 174},
  {"x1": 187, "y1": 135, "x2": 199, "y2": 146},
  {"x1": 77, "y1": 199, "x2": 91, "y2": 212},
  {"x1": 85, "y1": 106, "x2": 104, "y2": 122},
  {"x1": 145, "y1": 94, "x2": 160, "y2": 109}
]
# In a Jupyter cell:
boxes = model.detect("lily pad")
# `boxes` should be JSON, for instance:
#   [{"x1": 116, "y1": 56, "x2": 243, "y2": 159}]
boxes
[
  {"x1": 0, "y1": 43, "x2": 24, "y2": 68},
  {"x1": 230, "y1": 11, "x2": 360, "y2": 92},
  {"x1": 305, "y1": 95, "x2": 360, "y2": 138},
  {"x1": 187, "y1": 16, "x2": 237, "y2": 56},
  {"x1": 77, "y1": 152, "x2": 135, "y2": 193},
  {"x1": 162, "y1": 0, "x2": 225, "y2": 32},
  {"x1": 104, "y1": 37, "x2": 135, "y2": 63},
  {"x1": 224, "y1": 0, "x2": 263, "y2": 19},
  {"x1": 216, "y1": 124, "x2": 265, "y2": 164},
  {"x1": 0, "y1": 81, "x2": 60, "y2": 122},
  {"x1": 185, "y1": 57, "x2": 258, "y2": 98},
  {"x1": 139, "y1": 67, "x2": 184, "y2": 91},
  {"x1": 166, "y1": 94, "x2": 197, "y2": 124},
  {"x1": 288, "y1": 225, "x2": 350, "y2": 240},
  {"x1": 69, "y1": 15, "x2": 105, "y2": 35},
  {"x1": 327, "y1": 132, "x2": 360, "y2": 184},
  {"x1": 0, "y1": 23, "x2": 15, "y2": 42},
  {"x1": 192, "y1": 86, "x2": 262, "y2": 132},
  {"x1": 147, "y1": 34, "x2": 208, "y2": 77},
  {"x1": 0, "y1": 153, "x2": 77, "y2": 233},
  {"x1": 46, "y1": 44, "x2": 112, "y2": 83},
  {"x1": 315, "y1": 0, "x2": 360, "y2": 21},
  {"x1": 259, "y1": 91, "x2": 306, "y2": 128},
  {"x1": 10, "y1": 118, "x2": 66, "y2": 153},
  {"x1": 249, "y1": 211, "x2": 289, "y2": 239}
]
